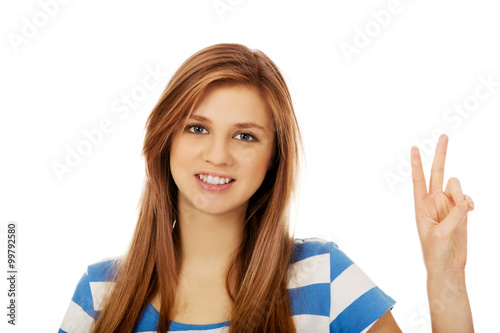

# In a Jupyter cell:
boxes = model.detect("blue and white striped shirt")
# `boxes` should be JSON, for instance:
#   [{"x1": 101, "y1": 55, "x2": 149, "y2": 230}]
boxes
[{"x1": 59, "y1": 238, "x2": 395, "y2": 332}]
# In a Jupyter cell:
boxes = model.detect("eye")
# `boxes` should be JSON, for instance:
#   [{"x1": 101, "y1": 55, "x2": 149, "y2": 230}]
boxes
[
  {"x1": 235, "y1": 132, "x2": 257, "y2": 142},
  {"x1": 186, "y1": 124, "x2": 208, "y2": 134},
  {"x1": 186, "y1": 124, "x2": 258, "y2": 143}
]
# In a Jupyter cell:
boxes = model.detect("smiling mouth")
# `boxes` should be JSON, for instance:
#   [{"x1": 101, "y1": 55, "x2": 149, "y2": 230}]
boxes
[{"x1": 196, "y1": 174, "x2": 235, "y2": 185}]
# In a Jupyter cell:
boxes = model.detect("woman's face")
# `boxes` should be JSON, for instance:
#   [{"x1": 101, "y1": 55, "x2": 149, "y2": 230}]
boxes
[{"x1": 170, "y1": 84, "x2": 276, "y2": 218}]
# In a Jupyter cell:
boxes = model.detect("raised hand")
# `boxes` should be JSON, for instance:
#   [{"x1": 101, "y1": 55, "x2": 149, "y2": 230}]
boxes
[
  {"x1": 410, "y1": 134, "x2": 474, "y2": 276},
  {"x1": 411, "y1": 133, "x2": 475, "y2": 332}
]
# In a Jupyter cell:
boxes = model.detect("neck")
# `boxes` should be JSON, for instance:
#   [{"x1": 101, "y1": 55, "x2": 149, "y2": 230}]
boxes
[{"x1": 177, "y1": 205, "x2": 246, "y2": 277}]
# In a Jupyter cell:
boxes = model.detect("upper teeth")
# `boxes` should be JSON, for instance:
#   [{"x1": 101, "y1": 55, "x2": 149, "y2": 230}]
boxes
[{"x1": 198, "y1": 174, "x2": 232, "y2": 185}]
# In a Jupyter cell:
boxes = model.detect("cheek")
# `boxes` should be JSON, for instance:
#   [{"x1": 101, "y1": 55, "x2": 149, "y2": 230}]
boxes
[
  {"x1": 236, "y1": 147, "x2": 259, "y2": 165},
  {"x1": 236, "y1": 147, "x2": 272, "y2": 173},
  {"x1": 169, "y1": 139, "x2": 191, "y2": 178},
  {"x1": 171, "y1": 138, "x2": 197, "y2": 161},
  {"x1": 237, "y1": 140, "x2": 273, "y2": 162}
]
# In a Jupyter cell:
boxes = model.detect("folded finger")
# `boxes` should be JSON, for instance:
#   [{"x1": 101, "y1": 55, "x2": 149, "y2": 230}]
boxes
[
  {"x1": 444, "y1": 177, "x2": 464, "y2": 204},
  {"x1": 464, "y1": 194, "x2": 474, "y2": 210}
]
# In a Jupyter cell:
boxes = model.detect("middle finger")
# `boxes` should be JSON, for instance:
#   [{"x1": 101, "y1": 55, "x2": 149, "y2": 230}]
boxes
[{"x1": 429, "y1": 134, "x2": 449, "y2": 194}]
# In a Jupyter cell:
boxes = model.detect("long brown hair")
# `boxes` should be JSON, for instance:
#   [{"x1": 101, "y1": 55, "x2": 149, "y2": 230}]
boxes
[{"x1": 91, "y1": 43, "x2": 304, "y2": 332}]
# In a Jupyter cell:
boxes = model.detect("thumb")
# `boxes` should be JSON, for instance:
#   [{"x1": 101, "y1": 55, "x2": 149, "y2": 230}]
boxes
[{"x1": 437, "y1": 200, "x2": 469, "y2": 235}]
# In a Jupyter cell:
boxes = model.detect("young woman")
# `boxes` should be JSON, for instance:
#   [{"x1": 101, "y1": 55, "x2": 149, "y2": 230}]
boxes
[{"x1": 58, "y1": 43, "x2": 474, "y2": 332}]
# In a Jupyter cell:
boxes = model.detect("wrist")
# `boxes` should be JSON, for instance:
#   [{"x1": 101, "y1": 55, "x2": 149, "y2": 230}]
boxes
[
  {"x1": 427, "y1": 270, "x2": 467, "y2": 292},
  {"x1": 426, "y1": 270, "x2": 473, "y2": 332},
  {"x1": 427, "y1": 270, "x2": 469, "y2": 312},
  {"x1": 427, "y1": 268, "x2": 466, "y2": 282}
]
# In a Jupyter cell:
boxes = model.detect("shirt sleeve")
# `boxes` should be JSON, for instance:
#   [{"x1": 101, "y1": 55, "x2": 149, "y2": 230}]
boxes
[
  {"x1": 328, "y1": 241, "x2": 396, "y2": 333},
  {"x1": 58, "y1": 268, "x2": 96, "y2": 333}
]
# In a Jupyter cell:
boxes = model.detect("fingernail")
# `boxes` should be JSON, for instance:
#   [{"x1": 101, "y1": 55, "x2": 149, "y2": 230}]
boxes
[{"x1": 459, "y1": 200, "x2": 468, "y2": 211}]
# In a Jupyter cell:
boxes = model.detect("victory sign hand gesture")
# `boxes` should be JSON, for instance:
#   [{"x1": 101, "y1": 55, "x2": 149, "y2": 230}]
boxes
[
  {"x1": 411, "y1": 134, "x2": 474, "y2": 276},
  {"x1": 410, "y1": 133, "x2": 474, "y2": 332}
]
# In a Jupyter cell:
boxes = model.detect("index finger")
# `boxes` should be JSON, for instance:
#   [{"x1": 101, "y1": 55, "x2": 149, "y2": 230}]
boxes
[{"x1": 411, "y1": 145, "x2": 428, "y2": 202}]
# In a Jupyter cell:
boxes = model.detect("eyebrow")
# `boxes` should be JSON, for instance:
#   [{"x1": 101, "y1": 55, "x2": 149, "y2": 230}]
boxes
[{"x1": 188, "y1": 115, "x2": 267, "y2": 132}]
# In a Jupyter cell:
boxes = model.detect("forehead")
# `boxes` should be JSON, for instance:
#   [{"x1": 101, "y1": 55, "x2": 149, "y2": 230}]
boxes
[{"x1": 190, "y1": 84, "x2": 275, "y2": 131}]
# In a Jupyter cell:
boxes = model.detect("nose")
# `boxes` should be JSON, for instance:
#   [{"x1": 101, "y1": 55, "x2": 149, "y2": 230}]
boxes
[{"x1": 203, "y1": 135, "x2": 232, "y2": 166}]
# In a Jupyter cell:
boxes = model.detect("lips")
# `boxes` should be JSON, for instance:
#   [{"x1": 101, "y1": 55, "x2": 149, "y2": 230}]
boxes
[
  {"x1": 195, "y1": 171, "x2": 234, "y2": 180},
  {"x1": 194, "y1": 174, "x2": 235, "y2": 192}
]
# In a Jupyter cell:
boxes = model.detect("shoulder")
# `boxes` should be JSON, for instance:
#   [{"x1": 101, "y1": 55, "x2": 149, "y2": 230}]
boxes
[
  {"x1": 71, "y1": 255, "x2": 124, "y2": 305},
  {"x1": 291, "y1": 237, "x2": 349, "y2": 264},
  {"x1": 81, "y1": 255, "x2": 124, "y2": 312},
  {"x1": 59, "y1": 255, "x2": 124, "y2": 332},
  {"x1": 290, "y1": 237, "x2": 353, "y2": 287},
  {"x1": 289, "y1": 238, "x2": 396, "y2": 332},
  {"x1": 86, "y1": 255, "x2": 123, "y2": 283}
]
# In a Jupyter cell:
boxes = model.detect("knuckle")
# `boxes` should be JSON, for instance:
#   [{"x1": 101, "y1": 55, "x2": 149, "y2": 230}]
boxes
[
  {"x1": 413, "y1": 176, "x2": 426, "y2": 184},
  {"x1": 432, "y1": 167, "x2": 445, "y2": 174}
]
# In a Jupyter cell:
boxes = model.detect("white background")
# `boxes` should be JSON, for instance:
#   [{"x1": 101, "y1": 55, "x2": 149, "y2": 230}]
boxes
[{"x1": 1, "y1": 0, "x2": 499, "y2": 332}]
